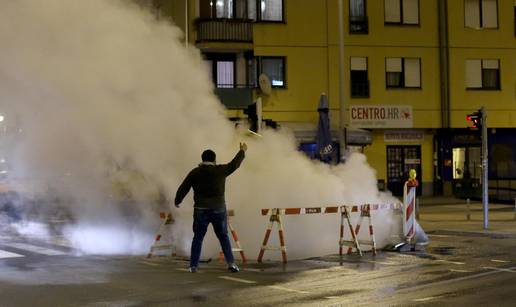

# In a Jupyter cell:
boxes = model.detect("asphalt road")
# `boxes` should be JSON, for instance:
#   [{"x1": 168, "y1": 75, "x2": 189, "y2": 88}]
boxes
[{"x1": 0, "y1": 228, "x2": 515, "y2": 307}]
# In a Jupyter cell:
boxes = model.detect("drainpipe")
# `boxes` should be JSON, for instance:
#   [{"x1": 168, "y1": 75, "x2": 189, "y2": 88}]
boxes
[
  {"x1": 185, "y1": 0, "x2": 189, "y2": 47},
  {"x1": 438, "y1": 0, "x2": 450, "y2": 128},
  {"x1": 338, "y1": 0, "x2": 347, "y2": 161}
]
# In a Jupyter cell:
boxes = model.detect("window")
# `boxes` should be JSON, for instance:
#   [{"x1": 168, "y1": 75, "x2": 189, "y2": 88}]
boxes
[
  {"x1": 205, "y1": 53, "x2": 236, "y2": 88},
  {"x1": 465, "y1": 0, "x2": 498, "y2": 29},
  {"x1": 350, "y1": 0, "x2": 368, "y2": 34},
  {"x1": 260, "y1": 57, "x2": 286, "y2": 87},
  {"x1": 350, "y1": 57, "x2": 369, "y2": 97},
  {"x1": 200, "y1": 0, "x2": 256, "y2": 19},
  {"x1": 385, "y1": 57, "x2": 421, "y2": 88},
  {"x1": 248, "y1": 0, "x2": 284, "y2": 21},
  {"x1": 465, "y1": 59, "x2": 500, "y2": 90},
  {"x1": 384, "y1": 0, "x2": 419, "y2": 25}
]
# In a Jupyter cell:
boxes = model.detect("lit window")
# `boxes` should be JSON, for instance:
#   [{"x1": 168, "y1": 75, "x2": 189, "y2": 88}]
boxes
[{"x1": 260, "y1": 57, "x2": 286, "y2": 88}]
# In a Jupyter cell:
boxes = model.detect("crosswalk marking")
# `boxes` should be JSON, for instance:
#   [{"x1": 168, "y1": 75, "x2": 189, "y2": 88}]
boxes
[
  {"x1": 4, "y1": 243, "x2": 67, "y2": 256},
  {"x1": 0, "y1": 249, "x2": 24, "y2": 259}
]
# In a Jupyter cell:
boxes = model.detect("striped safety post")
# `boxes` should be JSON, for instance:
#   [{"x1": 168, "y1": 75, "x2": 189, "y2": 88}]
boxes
[
  {"x1": 147, "y1": 212, "x2": 176, "y2": 259},
  {"x1": 403, "y1": 172, "x2": 419, "y2": 243},
  {"x1": 218, "y1": 209, "x2": 247, "y2": 263}
]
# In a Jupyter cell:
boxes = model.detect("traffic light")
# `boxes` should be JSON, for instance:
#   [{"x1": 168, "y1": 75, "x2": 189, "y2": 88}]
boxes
[
  {"x1": 243, "y1": 102, "x2": 258, "y2": 132},
  {"x1": 466, "y1": 109, "x2": 482, "y2": 130}
]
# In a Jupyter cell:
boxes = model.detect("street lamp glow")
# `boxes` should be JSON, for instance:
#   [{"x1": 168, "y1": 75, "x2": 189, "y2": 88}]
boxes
[{"x1": 0, "y1": 115, "x2": 4, "y2": 122}]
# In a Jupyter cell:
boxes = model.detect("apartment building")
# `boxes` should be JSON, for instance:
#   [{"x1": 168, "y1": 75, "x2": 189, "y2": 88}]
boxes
[{"x1": 151, "y1": 0, "x2": 516, "y2": 199}]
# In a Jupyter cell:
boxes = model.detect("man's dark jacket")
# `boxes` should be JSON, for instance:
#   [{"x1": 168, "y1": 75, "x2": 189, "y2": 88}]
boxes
[{"x1": 175, "y1": 150, "x2": 245, "y2": 210}]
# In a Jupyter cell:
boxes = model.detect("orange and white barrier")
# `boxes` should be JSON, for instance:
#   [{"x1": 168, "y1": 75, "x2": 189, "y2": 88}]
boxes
[
  {"x1": 258, "y1": 204, "x2": 401, "y2": 262},
  {"x1": 339, "y1": 205, "x2": 377, "y2": 256},
  {"x1": 403, "y1": 179, "x2": 418, "y2": 243},
  {"x1": 218, "y1": 209, "x2": 247, "y2": 263},
  {"x1": 147, "y1": 212, "x2": 176, "y2": 258},
  {"x1": 257, "y1": 208, "x2": 287, "y2": 263}
]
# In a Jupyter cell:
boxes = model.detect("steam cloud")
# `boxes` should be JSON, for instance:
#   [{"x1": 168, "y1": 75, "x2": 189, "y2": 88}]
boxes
[{"x1": 0, "y1": 0, "x2": 402, "y2": 259}]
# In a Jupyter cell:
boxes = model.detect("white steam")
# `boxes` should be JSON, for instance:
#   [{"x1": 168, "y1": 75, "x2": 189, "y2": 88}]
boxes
[{"x1": 0, "y1": 0, "x2": 402, "y2": 259}]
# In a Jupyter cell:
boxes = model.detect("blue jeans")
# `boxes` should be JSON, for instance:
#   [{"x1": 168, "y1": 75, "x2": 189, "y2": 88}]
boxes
[{"x1": 190, "y1": 208, "x2": 234, "y2": 268}]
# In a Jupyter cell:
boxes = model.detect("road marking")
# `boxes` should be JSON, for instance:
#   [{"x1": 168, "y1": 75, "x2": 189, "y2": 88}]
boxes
[
  {"x1": 325, "y1": 296, "x2": 341, "y2": 299},
  {"x1": 435, "y1": 259, "x2": 465, "y2": 265},
  {"x1": 450, "y1": 269, "x2": 472, "y2": 273},
  {"x1": 243, "y1": 268, "x2": 262, "y2": 272},
  {"x1": 491, "y1": 259, "x2": 510, "y2": 263},
  {"x1": 176, "y1": 268, "x2": 191, "y2": 272},
  {"x1": 428, "y1": 234, "x2": 451, "y2": 238},
  {"x1": 483, "y1": 267, "x2": 516, "y2": 273},
  {"x1": 4, "y1": 243, "x2": 67, "y2": 256},
  {"x1": 0, "y1": 249, "x2": 24, "y2": 259},
  {"x1": 362, "y1": 260, "x2": 396, "y2": 265},
  {"x1": 141, "y1": 261, "x2": 160, "y2": 267},
  {"x1": 268, "y1": 285, "x2": 310, "y2": 294},
  {"x1": 413, "y1": 295, "x2": 443, "y2": 302},
  {"x1": 218, "y1": 276, "x2": 257, "y2": 284}
]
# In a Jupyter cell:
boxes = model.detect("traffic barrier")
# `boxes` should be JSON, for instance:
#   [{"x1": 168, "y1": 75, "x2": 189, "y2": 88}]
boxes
[
  {"x1": 218, "y1": 209, "x2": 247, "y2": 263},
  {"x1": 147, "y1": 212, "x2": 176, "y2": 258},
  {"x1": 258, "y1": 205, "x2": 399, "y2": 262},
  {"x1": 257, "y1": 208, "x2": 287, "y2": 263},
  {"x1": 403, "y1": 170, "x2": 419, "y2": 244}
]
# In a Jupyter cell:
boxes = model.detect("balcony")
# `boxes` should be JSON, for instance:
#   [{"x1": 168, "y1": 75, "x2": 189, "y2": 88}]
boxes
[
  {"x1": 214, "y1": 85, "x2": 254, "y2": 109},
  {"x1": 349, "y1": 16, "x2": 368, "y2": 34},
  {"x1": 196, "y1": 19, "x2": 253, "y2": 43}
]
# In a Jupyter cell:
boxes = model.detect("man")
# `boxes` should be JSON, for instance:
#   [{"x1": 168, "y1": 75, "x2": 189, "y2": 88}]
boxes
[{"x1": 175, "y1": 142, "x2": 247, "y2": 273}]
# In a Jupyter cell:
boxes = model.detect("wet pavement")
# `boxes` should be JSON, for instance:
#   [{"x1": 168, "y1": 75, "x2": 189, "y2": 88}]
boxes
[{"x1": 0, "y1": 198, "x2": 515, "y2": 306}]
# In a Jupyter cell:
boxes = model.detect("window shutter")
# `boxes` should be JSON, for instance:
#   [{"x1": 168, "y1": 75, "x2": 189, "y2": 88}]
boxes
[
  {"x1": 402, "y1": 0, "x2": 419, "y2": 24},
  {"x1": 482, "y1": 0, "x2": 498, "y2": 28},
  {"x1": 386, "y1": 58, "x2": 402, "y2": 72},
  {"x1": 351, "y1": 57, "x2": 367, "y2": 71},
  {"x1": 482, "y1": 59, "x2": 499, "y2": 69},
  {"x1": 404, "y1": 58, "x2": 421, "y2": 87},
  {"x1": 465, "y1": 59, "x2": 482, "y2": 88},
  {"x1": 385, "y1": 0, "x2": 401, "y2": 22},
  {"x1": 465, "y1": 0, "x2": 480, "y2": 28}
]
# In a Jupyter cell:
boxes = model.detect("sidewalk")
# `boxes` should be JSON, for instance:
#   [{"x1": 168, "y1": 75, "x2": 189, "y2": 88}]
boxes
[{"x1": 417, "y1": 196, "x2": 516, "y2": 235}]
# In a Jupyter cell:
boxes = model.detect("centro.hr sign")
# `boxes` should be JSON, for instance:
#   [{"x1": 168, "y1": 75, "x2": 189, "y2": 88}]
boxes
[{"x1": 350, "y1": 105, "x2": 413, "y2": 128}]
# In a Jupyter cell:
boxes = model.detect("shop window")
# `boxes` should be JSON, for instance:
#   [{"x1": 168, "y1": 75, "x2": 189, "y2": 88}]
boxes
[
  {"x1": 260, "y1": 57, "x2": 286, "y2": 88},
  {"x1": 350, "y1": 57, "x2": 369, "y2": 97},
  {"x1": 350, "y1": 0, "x2": 368, "y2": 34},
  {"x1": 465, "y1": 0, "x2": 498, "y2": 29},
  {"x1": 384, "y1": 0, "x2": 419, "y2": 25},
  {"x1": 385, "y1": 57, "x2": 421, "y2": 88},
  {"x1": 465, "y1": 59, "x2": 500, "y2": 90}
]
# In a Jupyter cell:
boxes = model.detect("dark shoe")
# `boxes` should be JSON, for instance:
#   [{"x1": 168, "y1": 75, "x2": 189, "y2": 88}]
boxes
[
  {"x1": 188, "y1": 267, "x2": 198, "y2": 273},
  {"x1": 228, "y1": 264, "x2": 239, "y2": 273}
]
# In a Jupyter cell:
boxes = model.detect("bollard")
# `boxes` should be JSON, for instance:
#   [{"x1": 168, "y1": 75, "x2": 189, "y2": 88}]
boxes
[
  {"x1": 513, "y1": 197, "x2": 516, "y2": 221},
  {"x1": 466, "y1": 198, "x2": 471, "y2": 221}
]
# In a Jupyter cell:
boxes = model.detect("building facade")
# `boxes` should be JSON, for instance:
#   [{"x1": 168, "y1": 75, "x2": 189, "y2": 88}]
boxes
[{"x1": 152, "y1": 0, "x2": 516, "y2": 199}]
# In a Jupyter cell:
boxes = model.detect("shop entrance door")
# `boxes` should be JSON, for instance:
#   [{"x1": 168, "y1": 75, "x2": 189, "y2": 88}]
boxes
[{"x1": 387, "y1": 145, "x2": 422, "y2": 196}]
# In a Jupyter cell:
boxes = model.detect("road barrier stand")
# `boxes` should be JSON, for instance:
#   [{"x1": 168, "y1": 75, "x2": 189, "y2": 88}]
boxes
[
  {"x1": 147, "y1": 212, "x2": 176, "y2": 259},
  {"x1": 339, "y1": 204, "x2": 401, "y2": 256},
  {"x1": 257, "y1": 208, "x2": 287, "y2": 263},
  {"x1": 257, "y1": 206, "x2": 340, "y2": 263},
  {"x1": 403, "y1": 170, "x2": 419, "y2": 246},
  {"x1": 218, "y1": 209, "x2": 246, "y2": 263}
]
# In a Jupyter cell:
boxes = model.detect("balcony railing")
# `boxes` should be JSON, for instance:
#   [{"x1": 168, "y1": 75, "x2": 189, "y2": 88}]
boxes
[
  {"x1": 196, "y1": 19, "x2": 253, "y2": 43},
  {"x1": 349, "y1": 16, "x2": 368, "y2": 34},
  {"x1": 214, "y1": 84, "x2": 254, "y2": 109},
  {"x1": 351, "y1": 81, "x2": 370, "y2": 98}
]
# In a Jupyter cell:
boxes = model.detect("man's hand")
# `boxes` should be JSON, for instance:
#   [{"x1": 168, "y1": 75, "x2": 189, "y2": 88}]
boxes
[{"x1": 240, "y1": 142, "x2": 248, "y2": 152}]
